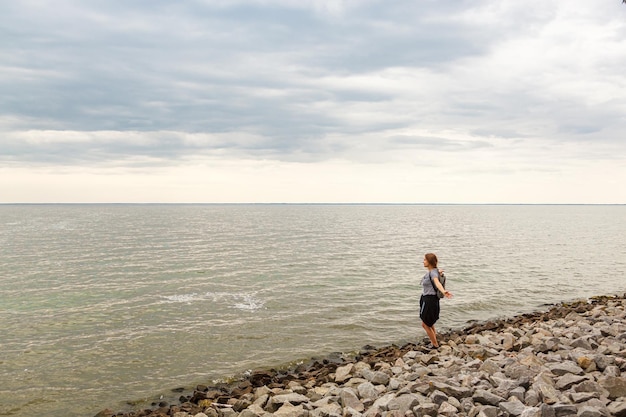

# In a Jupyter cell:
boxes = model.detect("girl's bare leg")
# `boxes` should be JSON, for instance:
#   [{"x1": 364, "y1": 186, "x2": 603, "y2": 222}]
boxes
[{"x1": 421, "y1": 322, "x2": 439, "y2": 347}]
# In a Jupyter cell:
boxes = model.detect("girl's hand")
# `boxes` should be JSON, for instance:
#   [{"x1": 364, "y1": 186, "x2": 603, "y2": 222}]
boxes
[{"x1": 444, "y1": 290, "x2": 453, "y2": 298}]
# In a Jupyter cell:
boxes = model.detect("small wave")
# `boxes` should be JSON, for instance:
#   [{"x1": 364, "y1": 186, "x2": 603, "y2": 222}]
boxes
[
  {"x1": 160, "y1": 292, "x2": 264, "y2": 311},
  {"x1": 161, "y1": 293, "x2": 200, "y2": 303}
]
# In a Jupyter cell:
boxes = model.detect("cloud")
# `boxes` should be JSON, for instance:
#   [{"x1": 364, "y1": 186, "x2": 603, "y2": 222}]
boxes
[{"x1": 1, "y1": 0, "x2": 625, "y2": 202}]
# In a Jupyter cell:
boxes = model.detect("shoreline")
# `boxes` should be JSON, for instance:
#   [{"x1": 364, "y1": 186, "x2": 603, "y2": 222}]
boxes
[{"x1": 97, "y1": 293, "x2": 626, "y2": 417}]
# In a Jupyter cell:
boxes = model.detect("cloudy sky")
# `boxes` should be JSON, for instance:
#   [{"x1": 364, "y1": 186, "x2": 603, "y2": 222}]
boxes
[{"x1": 1, "y1": 0, "x2": 625, "y2": 203}]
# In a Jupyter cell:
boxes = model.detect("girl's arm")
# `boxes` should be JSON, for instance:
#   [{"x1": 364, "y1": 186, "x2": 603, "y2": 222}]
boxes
[{"x1": 433, "y1": 277, "x2": 453, "y2": 298}]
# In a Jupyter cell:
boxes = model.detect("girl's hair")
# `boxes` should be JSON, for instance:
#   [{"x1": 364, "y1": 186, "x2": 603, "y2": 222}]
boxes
[{"x1": 425, "y1": 253, "x2": 438, "y2": 268}]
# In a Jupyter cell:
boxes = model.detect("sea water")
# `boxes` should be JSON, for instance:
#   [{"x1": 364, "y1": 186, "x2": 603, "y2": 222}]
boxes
[{"x1": 0, "y1": 204, "x2": 625, "y2": 417}]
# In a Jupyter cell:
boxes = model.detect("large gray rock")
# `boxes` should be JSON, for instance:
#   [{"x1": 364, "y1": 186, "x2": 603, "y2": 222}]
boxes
[
  {"x1": 555, "y1": 374, "x2": 587, "y2": 390},
  {"x1": 576, "y1": 406, "x2": 603, "y2": 417},
  {"x1": 356, "y1": 382, "x2": 379, "y2": 400},
  {"x1": 599, "y1": 376, "x2": 626, "y2": 399},
  {"x1": 551, "y1": 403, "x2": 578, "y2": 417},
  {"x1": 386, "y1": 394, "x2": 421, "y2": 415},
  {"x1": 335, "y1": 364, "x2": 354, "y2": 383},
  {"x1": 360, "y1": 369, "x2": 390, "y2": 386},
  {"x1": 430, "y1": 381, "x2": 472, "y2": 398},
  {"x1": 499, "y1": 400, "x2": 526, "y2": 416},
  {"x1": 607, "y1": 401, "x2": 626, "y2": 417},
  {"x1": 473, "y1": 389, "x2": 506, "y2": 406},
  {"x1": 548, "y1": 362, "x2": 584, "y2": 376},
  {"x1": 340, "y1": 388, "x2": 364, "y2": 412}
]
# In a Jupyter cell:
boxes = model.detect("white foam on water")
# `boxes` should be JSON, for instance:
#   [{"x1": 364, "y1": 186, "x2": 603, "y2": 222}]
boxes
[
  {"x1": 160, "y1": 291, "x2": 265, "y2": 311},
  {"x1": 161, "y1": 293, "x2": 199, "y2": 303}
]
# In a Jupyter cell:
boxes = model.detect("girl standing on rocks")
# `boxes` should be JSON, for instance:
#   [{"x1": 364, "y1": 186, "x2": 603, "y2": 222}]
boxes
[{"x1": 420, "y1": 253, "x2": 452, "y2": 349}]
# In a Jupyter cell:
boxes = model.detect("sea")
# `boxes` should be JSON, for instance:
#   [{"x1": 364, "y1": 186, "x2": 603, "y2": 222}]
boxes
[{"x1": 1, "y1": 204, "x2": 625, "y2": 417}]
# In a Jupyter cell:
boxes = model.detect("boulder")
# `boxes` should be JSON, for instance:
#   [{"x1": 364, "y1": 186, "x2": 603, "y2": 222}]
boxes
[
  {"x1": 599, "y1": 376, "x2": 626, "y2": 399},
  {"x1": 473, "y1": 389, "x2": 505, "y2": 406}
]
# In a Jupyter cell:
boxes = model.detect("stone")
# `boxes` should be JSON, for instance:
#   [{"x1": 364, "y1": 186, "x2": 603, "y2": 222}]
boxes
[
  {"x1": 570, "y1": 391, "x2": 598, "y2": 403},
  {"x1": 274, "y1": 403, "x2": 308, "y2": 417},
  {"x1": 574, "y1": 380, "x2": 609, "y2": 397},
  {"x1": 340, "y1": 389, "x2": 364, "y2": 412},
  {"x1": 599, "y1": 376, "x2": 626, "y2": 399},
  {"x1": 473, "y1": 389, "x2": 505, "y2": 406},
  {"x1": 539, "y1": 404, "x2": 555, "y2": 417},
  {"x1": 533, "y1": 378, "x2": 561, "y2": 405},
  {"x1": 548, "y1": 362, "x2": 584, "y2": 376},
  {"x1": 576, "y1": 406, "x2": 603, "y2": 417},
  {"x1": 510, "y1": 387, "x2": 526, "y2": 402},
  {"x1": 525, "y1": 389, "x2": 540, "y2": 407},
  {"x1": 357, "y1": 382, "x2": 379, "y2": 400},
  {"x1": 519, "y1": 408, "x2": 542, "y2": 417},
  {"x1": 551, "y1": 404, "x2": 578, "y2": 417},
  {"x1": 576, "y1": 356, "x2": 594, "y2": 370},
  {"x1": 268, "y1": 393, "x2": 309, "y2": 410},
  {"x1": 335, "y1": 364, "x2": 354, "y2": 383},
  {"x1": 499, "y1": 400, "x2": 526, "y2": 416},
  {"x1": 555, "y1": 374, "x2": 587, "y2": 390},
  {"x1": 430, "y1": 389, "x2": 447, "y2": 405},
  {"x1": 571, "y1": 338, "x2": 593, "y2": 351},
  {"x1": 386, "y1": 394, "x2": 421, "y2": 414},
  {"x1": 438, "y1": 401, "x2": 458, "y2": 416},
  {"x1": 413, "y1": 402, "x2": 438, "y2": 417},
  {"x1": 430, "y1": 381, "x2": 472, "y2": 398},
  {"x1": 480, "y1": 359, "x2": 501, "y2": 375},
  {"x1": 607, "y1": 401, "x2": 626, "y2": 417},
  {"x1": 477, "y1": 405, "x2": 499, "y2": 417},
  {"x1": 360, "y1": 369, "x2": 390, "y2": 386}
]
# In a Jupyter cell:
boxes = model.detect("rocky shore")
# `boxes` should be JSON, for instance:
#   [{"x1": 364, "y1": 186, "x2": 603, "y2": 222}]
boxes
[{"x1": 97, "y1": 294, "x2": 626, "y2": 417}]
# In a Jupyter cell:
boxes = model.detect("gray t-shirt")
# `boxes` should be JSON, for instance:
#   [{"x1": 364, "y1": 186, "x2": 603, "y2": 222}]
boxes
[{"x1": 421, "y1": 269, "x2": 440, "y2": 296}]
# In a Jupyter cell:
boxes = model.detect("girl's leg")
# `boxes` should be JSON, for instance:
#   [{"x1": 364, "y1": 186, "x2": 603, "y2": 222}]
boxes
[{"x1": 421, "y1": 321, "x2": 439, "y2": 347}]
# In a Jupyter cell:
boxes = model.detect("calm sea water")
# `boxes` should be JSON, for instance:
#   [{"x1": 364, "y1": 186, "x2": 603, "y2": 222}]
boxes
[{"x1": 1, "y1": 204, "x2": 625, "y2": 417}]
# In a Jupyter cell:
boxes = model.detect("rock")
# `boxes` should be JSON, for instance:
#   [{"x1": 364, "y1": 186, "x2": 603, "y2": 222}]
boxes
[
  {"x1": 340, "y1": 389, "x2": 364, "y2": 412},
  {"x1": 571, "y1": 338, "x2": 594, "y2": 351},
  {"x1": 519, "y1": 408, "x2": 541, "y2": 417},
  {"x1": 357, "y1": 382, "x2": 379, "y2": 400},
  {"x1": 510, "y1": 387, "x2": 526, "y2": 402},
  {"x1": 480, "y1": 359, "x2": 501, "y2": 375},
  {"x1": 473, "y1": 389, "x2": 505, "y2": 406},
  {"x1": 539, "y1": 404, "x2": 555, "y2": 417},
  {"x1": 570, "y1": 391, "x2": 598, "y2": 403},
  {"x1": 525, "y1": 389, "x2": 540, "y2": 407},
  {"x1": 335, "y1": 364, "x2": 354, "y2": 383},
  {"x1": 499, "y1": 400, "x2": 526, "y2": 416},
  {"x1": 576, "y1": 406, "x2": 603, "y2": 417},
  {"x1": 574, "y1": 380, "x2": 610, "y2": 397},
  {"x1": 607, "y1": 401, "x2": 626, "y2": 417},
  {"x1": 268, "y1": 393, "x2": 310, "y2": 412},
  {"x1": 551, "y1": 404, "x2": 577, "y2": 417},
  {"x1": 555, "y1": 374, "x2": 587, "y2": 390},
  {"x1": 430, "y1": 381, "x2": 472, "y2": 398},
  {"x1": 599, "y1": 376, "x2": 626, "y2": 399},
  {"x1": 438, "y1": 401, "x2": 458, "y2": 416},
  {"x1": 533, "y1": 375, "x2": 561, "y2": 405},
  {"x1": 274, "y1": 402, "x2": 308, "y2": 417},
  {"x1": 360, "y1": 369, "x2": 390, "y2": 386},
  {"x1": 430, "y1": 389, "x2": 448, "y2": 405},
  {"x1": 386, "y1": 394, "x2": 421, "y2": 414},
  {"x1": 548, "y1": 362, "x2": 584, "y2": 376},
  {"x1": 576, "y1": 356, "x2": 594, "y2": 370},
  {"x1": 414, "y1": 402, "x2": 438, "y2": 417},
  {"x1": 478, "y1": 405, "x2": 499, "y2": 417}
]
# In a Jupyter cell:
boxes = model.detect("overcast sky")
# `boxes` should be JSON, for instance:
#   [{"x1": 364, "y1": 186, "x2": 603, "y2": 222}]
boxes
[{"x1": 1, "y1": 0, "x2": 625, "y2": 203}]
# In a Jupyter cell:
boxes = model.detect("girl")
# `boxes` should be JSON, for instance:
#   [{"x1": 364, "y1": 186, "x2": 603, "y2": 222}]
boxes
[{"x1": 420, "y1": 253, "x2": 452, "y2": 348}]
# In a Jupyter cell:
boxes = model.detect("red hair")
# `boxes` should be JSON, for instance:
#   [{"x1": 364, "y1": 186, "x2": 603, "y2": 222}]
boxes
[{"x1": 425, "y1": 253, "x2": 438, "y2": 268}]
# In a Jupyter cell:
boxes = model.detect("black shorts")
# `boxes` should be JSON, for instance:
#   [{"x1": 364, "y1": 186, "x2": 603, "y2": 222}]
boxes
[{"x1": 420, "y1": 294, "x2": 440, "y2": 327}]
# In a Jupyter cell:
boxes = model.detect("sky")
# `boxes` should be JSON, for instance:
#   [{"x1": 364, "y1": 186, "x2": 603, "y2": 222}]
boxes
[{"x1": 1, "y1": 0, "x2": 625, "y2": 204}]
